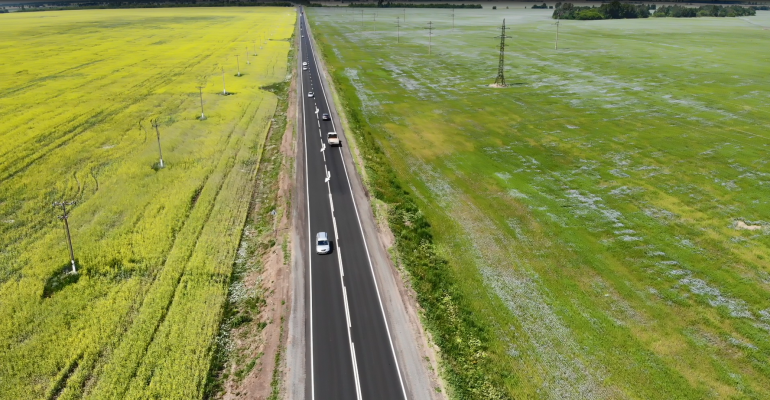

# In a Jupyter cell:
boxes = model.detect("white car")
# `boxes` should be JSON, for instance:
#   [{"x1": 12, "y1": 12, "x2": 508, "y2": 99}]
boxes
[
  {"x1": 316, "y1": 232, "x2": 330, "y2": 254},
  {"x1": 303, "y1": 61, "x2": 308, "y2": 66},
  {"x1": 303, "y1": 66, "x2": 308, "y2": 71},
  {"x1": 308, "y1": 92, "x2": 314, "y2": 98}
]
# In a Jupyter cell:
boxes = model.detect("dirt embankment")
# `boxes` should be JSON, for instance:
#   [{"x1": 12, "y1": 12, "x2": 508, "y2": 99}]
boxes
[{"x1": 214, "y1": 68, "x2": 297, "y2": 400}]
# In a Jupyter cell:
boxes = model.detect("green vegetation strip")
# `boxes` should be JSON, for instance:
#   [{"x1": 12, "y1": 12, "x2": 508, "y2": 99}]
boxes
[{"x1": 309, "y1": 7, "x2": 770, "y2": 399}]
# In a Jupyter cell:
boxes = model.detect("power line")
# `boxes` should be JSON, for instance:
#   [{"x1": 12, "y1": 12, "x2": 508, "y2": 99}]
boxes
[
  {"x1": 151, "y1": 118, "x2": 165, "y2": 168},
  {"x1": 221, "y1": 66, "x2": 228, "y2": 95},
  {"x1": 53, "y1": 201, "x2": 77, "y2": 274},
  {"x1": 494, "y1": 18, "x2": 512, "y2": 87},
  {"x1": 425, "y1": 21, "x2": 434, "y2": 55},
  {"x1": 396, "y1": 16, "x2": 400, "y2": 44},
  {"x1": 196, "y1": 85, "x2": 207, "y2": 121}
]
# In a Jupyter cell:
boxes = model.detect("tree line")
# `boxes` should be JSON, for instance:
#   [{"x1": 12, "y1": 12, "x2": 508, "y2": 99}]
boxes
[
  {"x1": 653, "y1": 5, "x2": 756, "y2": 17},
  {"x1": 553, "y1": 1, "x2": 759, "y2": 20},
  {"x1": 348, "y1": 2, "x2": 481, "y2": 8},
  {"x1": 552, "y1": 1, "x2": 651, "y2": 20}
]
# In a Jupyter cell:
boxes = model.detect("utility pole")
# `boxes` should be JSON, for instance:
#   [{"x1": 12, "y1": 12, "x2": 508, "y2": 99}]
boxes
[
  {"x1": 221, "y1": 66, "x2": 227, "y2": 95},
  {"x1": 361, "y1": 9, "x2": 364, "y2": 30},
  {"x1": 494, "y1": 19, "x2": 511, "y2": 87},
  {"x1": 452, "y1": 8, "x2": 455, "y2": 31},
  {"x1": 253, "y1": 41, "x2": 257, "y2": 55},
  {"x1": 53, "y1": 201, "x2": 77, "y2": 274},
  {"x1": 197, "y1": 85, "x2": 206, "y2": 120},
  {"x1": 404, "y1": 8, "x2": 406, "y2": 21},
  {"x1": 373, "y1": 13, "x2": 376, "y2": 33},
  {"x1": 397, "y1": 16, "x2": 400, "y2": 43},
  {"x1": 555, "y1": 18, "x2": 560, "y2": 50},
  {"x1": 425, "y1": 21, "x2": 434, "y2": 55},
  {"x1": 151, "y1": 118, "x2": 165, "y2": 168},
  {"x1": 246, "y1": 47, "x2": 250, "y2": 64},
  {"x1": 235, "y1": 54, "x2": 241, "y2": 76}
]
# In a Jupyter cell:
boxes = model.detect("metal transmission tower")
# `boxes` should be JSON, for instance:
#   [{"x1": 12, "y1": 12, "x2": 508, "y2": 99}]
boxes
[
  {"x1": 151, "y1": 118, "x2": 165, "y2": 168},
  {"x1": 53, "y1": 201, "x2": 77, "y2": 274},
  {"x1": 452, "y1": 8, "x2": 455, "y2": 31},
  {"x1": 197, "y1": 85, "x2": 207, "y2": 121},
  {"x1": 235, "y1": 54, "x2": 241, "y2": 76},
  {"x1": 494, "y1": 19, "x2": 511, "y2": 87},
  {"x1": 554, "y1": 18, "x2": 561, "y2": 50},
  {"x1": 425, "y1": 21, "x2": 434, "y2": 55}
]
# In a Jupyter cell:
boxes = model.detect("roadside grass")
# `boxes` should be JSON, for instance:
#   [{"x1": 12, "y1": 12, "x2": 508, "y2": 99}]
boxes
[
  {"x1": 0, "y1": 8, "x2": 295, "y2": 399},
  {"x1": 309, "y1": 7, "x2": 770, "y2": 399},
  {"x1": 206, "y1": 41, "x2": 296, "y2": 398}
]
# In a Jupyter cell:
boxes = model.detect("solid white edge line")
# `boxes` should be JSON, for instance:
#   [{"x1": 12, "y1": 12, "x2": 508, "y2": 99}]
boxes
[
  {"x1": 308, "y1": 17, "x2": 409, "y2": 400},
  {"x1": 298, "y1": 15, "x2": 315, "y2": 400}
]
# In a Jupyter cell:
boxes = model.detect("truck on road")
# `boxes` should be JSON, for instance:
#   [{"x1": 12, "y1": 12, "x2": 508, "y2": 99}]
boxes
[{"x1": 327, "y1": 131, "x2": 340, "y2": 146}]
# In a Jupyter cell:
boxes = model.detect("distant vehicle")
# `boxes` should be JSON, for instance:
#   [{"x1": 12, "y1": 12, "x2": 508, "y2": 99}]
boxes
[
  {"x1": 308, "y1": 92, "x2": 314, "y2": 98},
  {"x1": 303, "y1": 62, "x2": 308, "y2": 66},
  {"x1": 327, "y1": 131, "x2": 340, "y2": 146},
  {"x1": 303, "y1": 66, "x2": 308, "y2": 71},
  {"x1": 316, "y1": 232, "x2": 330, "y2": 254},
  {"x1": 302, "y1": 35, "x2": 305, "y2": 38},
  {"x1": 322, "y1": 113, "x2": 330, "y2": 120}
]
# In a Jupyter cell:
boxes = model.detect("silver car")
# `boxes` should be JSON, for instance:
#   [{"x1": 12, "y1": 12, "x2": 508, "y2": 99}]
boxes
[
  {"x1": 308, "y1": 92, "x2": 314, "y2": 98},
  {"x1": 316, "y1": 232, "x2": 330, "y2": 254}
]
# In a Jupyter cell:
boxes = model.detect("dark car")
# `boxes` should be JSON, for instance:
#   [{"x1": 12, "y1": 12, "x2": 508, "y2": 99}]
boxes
[{"x1": 322, "y1": 113, "x2": 330, "y2": 121}]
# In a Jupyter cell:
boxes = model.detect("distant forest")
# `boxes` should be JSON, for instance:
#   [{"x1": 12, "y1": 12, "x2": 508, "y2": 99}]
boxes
[
  {"x1": 347, "y1": 2, "x2": 481, "y2": 8},
  {"x1": 654, "y1": 4, "x2": 760, "y2": 17},
  {"x1": 552, "y1": 1, "x2": 760, "y2": 20}
]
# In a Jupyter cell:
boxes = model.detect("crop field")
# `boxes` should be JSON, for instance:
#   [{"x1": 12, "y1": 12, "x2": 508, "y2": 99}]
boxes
[
  {"x1": 309, "y1": 7, "x2": 770, "y2": 399},
  {"x1": 0, "y1": 7, "x2": 294, "y2": 399}
]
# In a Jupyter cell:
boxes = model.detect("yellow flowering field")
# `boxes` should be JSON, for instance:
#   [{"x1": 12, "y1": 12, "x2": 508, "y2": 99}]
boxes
[{"x1": 0, "y1": 7, "x2": 295, "y2": 399}]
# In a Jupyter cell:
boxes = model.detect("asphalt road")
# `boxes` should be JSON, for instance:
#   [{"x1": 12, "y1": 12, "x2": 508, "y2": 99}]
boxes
[{"x1": 298, "y1": 10, "x2": 407, "y2": 400}]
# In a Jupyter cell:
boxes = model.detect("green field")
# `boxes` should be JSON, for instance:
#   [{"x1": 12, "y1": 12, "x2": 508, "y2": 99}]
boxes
[
  {"x1": 0, "y1": 8, "x2": 294, "y2": 399},
  {"x1": 309, "y1": 7, "x2": 770, "y2": 399}
]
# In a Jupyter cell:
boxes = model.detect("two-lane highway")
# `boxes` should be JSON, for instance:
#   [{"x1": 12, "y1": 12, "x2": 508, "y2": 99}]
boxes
[{"x1": 298, "y1": 9, "x2": 407, "y2": 400}]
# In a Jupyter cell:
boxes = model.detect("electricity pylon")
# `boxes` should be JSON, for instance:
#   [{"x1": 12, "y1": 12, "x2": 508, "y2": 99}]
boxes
[
  {"x1": 221, "y1": 66, "x2": 228, "y2": 95},
  {"x1": 197, "y1": 85, "x2": 206, "y2": 120},
  {"x1": 53, "y1": 201, "x2": 77, "y2": 274},
  {"x1": 425, "y1": 21, "x2": 434, "y2": 55},
  {"x1": 555, "y1": 18, "x2": 560, "y2": 50},
  {"x1": 151, "y1": 118, "x2": 165, "y2": 168},
  {"x1": 396, "y1": 16, "x2": 400, "y2": 43},
  {"x1": 494, "y1": 19, "x2": 511, "y2": 87}
]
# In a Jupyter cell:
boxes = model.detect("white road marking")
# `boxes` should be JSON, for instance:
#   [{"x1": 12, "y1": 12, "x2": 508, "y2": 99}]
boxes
[
  {"x1": 307, "y1": 17, "x2": 408, "y2": 400},
  {"x1": 298, "y1": 21, "x2": 315, "y2": 400},
  {"x1": 326, "y1": 164, "x2": 362, "y2": 400}
]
